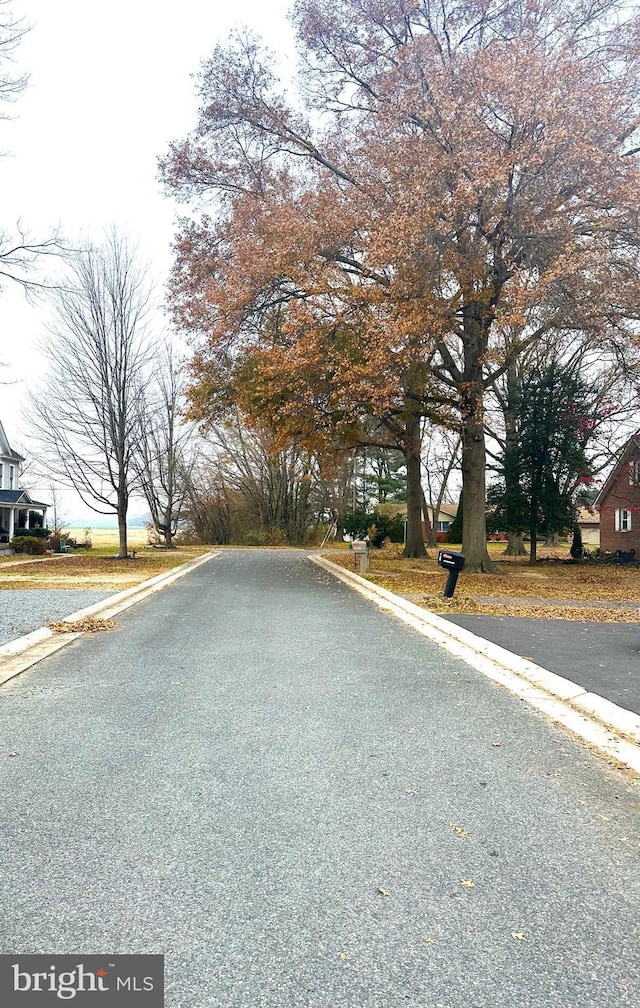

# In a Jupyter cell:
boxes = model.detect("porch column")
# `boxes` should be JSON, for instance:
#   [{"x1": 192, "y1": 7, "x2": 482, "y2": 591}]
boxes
[
  {"x1": 8, "y1": 508, "x2": 15, "y2": 540},
  {"x1": 24, "y1": 508, "x2": 30, "y2": 530}
]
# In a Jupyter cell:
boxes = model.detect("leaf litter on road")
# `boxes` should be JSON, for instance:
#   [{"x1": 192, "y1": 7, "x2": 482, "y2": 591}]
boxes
[{"x1": 48, "y1": 617, "x2": 116, "y2": 634}]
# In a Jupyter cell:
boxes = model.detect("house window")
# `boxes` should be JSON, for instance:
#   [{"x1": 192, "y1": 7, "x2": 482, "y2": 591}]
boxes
[
  {"x1": 437, "y1": 521, "x2": 450, "y2": 532},
  {"x1": 0, "y1": 462, "x2": 3, "y2": 488},
  {"x1": 9, "y1": 465, "x2": 14, "y2": 489},
  {"x1": 615, "y1": 509, "x2": 632, "y2": 532}
]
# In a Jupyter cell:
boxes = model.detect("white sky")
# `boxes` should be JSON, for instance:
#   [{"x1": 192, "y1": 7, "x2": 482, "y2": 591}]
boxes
[{"x1": 0, "y1": 0, "x2": 295, "y2": 521}]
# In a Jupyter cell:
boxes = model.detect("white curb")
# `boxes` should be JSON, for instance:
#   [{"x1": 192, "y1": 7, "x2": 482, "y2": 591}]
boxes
[
  {"x1": 310, "y1": 554, "x2": 640, "y2": 774},
  {"x1": 0, "y1": 550, "x2": 219, "y2": 687}
]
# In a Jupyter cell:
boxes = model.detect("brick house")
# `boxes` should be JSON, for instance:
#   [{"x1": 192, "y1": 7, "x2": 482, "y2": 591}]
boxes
[{"x1": 595, "y1": 433, "x2": 640, "y2": 553}]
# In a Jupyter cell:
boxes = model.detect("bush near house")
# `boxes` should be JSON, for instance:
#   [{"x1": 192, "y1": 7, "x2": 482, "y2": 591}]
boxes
[
  {"x1": 343, "y1": 508, "x2": 405, "y2": 548},
  {"x1": 14, "y1": 527, "x2": 50, "y2": 539},
  {"x1": 10, "y1": 536, "x2": 48, "y2": 555}
]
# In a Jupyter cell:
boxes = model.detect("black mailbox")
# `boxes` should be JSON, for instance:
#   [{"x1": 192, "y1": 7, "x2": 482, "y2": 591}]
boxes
[
  {"x1": 437, "y1": 550, "x2": 465, "y2": 598},
  {"x1": 437, "y1": 550, "x2": 465, "y2": 571}
]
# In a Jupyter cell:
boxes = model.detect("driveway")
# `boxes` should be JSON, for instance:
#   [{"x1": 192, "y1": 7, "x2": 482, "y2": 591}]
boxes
[
  {"x1": 0, "y1": 550, "x2": 638, "y2": 1007},
  {"x1": 0, "y1": 588, "x2": 113, "y2": 645},
  {"x1": 443, "y1": 613, "x2": 640, "y2": 715}
]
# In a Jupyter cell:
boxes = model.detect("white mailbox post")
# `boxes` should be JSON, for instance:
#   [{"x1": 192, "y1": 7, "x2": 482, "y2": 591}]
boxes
[{"x1": 352, "y1": 539, "x2": 369, "y2": 574}]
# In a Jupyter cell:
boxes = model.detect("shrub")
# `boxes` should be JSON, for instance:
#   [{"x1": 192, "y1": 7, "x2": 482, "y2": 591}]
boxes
[
  {"x1": 344, "y1": 507, "x2": 405, "y2": 547},
  {"x1": 369, "y1": 509, "x2": 405, "y2": 547},
  {"x1": 14, "y1": 526, "x2": 50, "y2": 539},
  {"x1": 10, "y1": 536, "x2": 47, "y2": 555},
  {"x1": 241, "y1": 528, "x2": 288, "y2": 546}
]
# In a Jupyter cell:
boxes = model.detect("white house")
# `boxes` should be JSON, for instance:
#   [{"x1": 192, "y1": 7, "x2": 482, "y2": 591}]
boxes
[{"x1": 0, "y1": 419, "x2": 49, "y2": 545}]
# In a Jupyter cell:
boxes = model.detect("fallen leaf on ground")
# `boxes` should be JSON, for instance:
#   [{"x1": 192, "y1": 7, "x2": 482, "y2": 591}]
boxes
[
  {"x1": 424, "y1": 937, "x2": 437, "y2": 944},
  {"x1": 48, "y1": 617, "x2": 116, "y2": 634},
  {"x1": 449, "y1": 823, "x2": 472, "y2": 837},
  {"x1": 511, "y1": 932, "x2": 528, "y2": 941},
  {"x1": 338, "y1": 952, "x2": 348, "y2": 960},
  {"x1": 460, "y1": 879, "x2": 475, "y2": 888},
  {"x1": 325, "y1": 549, "x2": 640, "y2": 621},
  {"x1": 377, "y1": 887, "x2": 391, "y2": 896}
]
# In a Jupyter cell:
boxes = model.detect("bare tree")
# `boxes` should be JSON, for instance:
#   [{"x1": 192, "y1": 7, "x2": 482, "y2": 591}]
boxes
[
  {"x1": 0, "y1": 3, "x2": 66, "y2": 290},
  {"x1": 181, "y1": 458, "x2": 238, "y2": 545},
  {"x1": 421, "y1": 426, "x2": 461, "y2": 549},
  {"x1": 0, "y1": 0, "x2": 28, "y2": 115},
  {"x1": 135, "y1": 343, "x2": 196, "y2": 548},
  {"x1": 197, "y1": 414, "x2": 315, "y2": 545},
  {"x1": 26, "y1": 232, "x2": 152, "y2": 558}
]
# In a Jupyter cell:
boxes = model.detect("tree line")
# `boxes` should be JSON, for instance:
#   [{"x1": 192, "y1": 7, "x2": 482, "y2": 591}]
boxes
[{"x1": 23, "y1": 230, "x2": 413, "y2": 554}]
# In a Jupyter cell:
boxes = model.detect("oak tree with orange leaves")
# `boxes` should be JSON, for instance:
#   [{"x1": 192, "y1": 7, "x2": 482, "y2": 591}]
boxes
[{"x1": 162, "y1": 0, "x2": 640, "y2": 569}]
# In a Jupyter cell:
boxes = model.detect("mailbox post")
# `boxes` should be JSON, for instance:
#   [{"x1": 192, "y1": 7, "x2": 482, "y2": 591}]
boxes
[
  {"x1": 437, "y1": 549, "x2": 465, "y2": 598},
  {"x1": 352, "y1": 539, "x2": 370, "y2": 574}
]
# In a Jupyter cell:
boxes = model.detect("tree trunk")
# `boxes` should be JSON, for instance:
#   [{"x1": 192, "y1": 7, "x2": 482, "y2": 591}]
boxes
[
  {"x1": 529, "y1": 531, "x2": 538, "y2": 564},
  {"x1": 117, "y1": 512, "x2": 128, "y2": 559},
  {"x1": 503, "y1": 533, "x2": 527, "y2": 556},
  {"x1": 529, "y1": 502, "x2": 538, "y2": 565},
  {"x1": 163, "y1": 526, "x2": 175, "y2": 549},
  {"x1": 420, "y1": 485, "x2": 437, "y2": 548},
  {"x1": 544, "y1": 532, "x2": 560, "y2": 547},
  {"x1": 459, "y1": 303, "x2": 495, "y2": 573},
  {"x1": 116, "y1": 481, "x2": 129, "y2": 558},
  {"x1": 403, "y1": 404, "x2": 426, "y2": 559},
  {"x1": 461, "y1": 387, "x2": 495, "y2": 572},
  {"x1": 334, "y1": 511, "x2": 344, "y2": 541}
]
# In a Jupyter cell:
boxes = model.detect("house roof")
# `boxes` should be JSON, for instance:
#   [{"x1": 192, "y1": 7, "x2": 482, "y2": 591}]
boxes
[
  {"x1": 594, "y1": 433, "x2": 640, "y2": 508},
  {"x1": 379, "y1": 501, "x2": 459, "y2": 520},
  {"x1": 576, "y1": 506, "x2": 599, "y2": 526},
  {"x1": 436, "y1": 502, "x2": 459, "y2": 519},
  {"x1": 0, "y1": 419, "x2": 25, "y2": 462},
  {"x1": 0, "y1": 490, "x2": 49, "y2": 508}
]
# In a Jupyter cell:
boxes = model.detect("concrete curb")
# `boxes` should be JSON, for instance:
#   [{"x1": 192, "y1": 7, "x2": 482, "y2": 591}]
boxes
[
  {"x1": 0, "y1": 550, "x2": 219, "y2": 688},
  {"x1": 310, "y1": 555, "x2": 640, "y2": 775}
]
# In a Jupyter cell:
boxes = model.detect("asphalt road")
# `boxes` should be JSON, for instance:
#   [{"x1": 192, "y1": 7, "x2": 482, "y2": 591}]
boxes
[
  {"x1": 443, "y1": 614, "x2": 640, "y2": 716},
  {"x1": 0, "y1": 549, "x2": 638, "y2": 1008}
]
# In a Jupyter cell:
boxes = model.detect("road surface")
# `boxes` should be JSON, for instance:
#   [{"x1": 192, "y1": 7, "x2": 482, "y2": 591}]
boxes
[{"x1": 0, "y1": 550, "x2": 638, "y2": 1007}]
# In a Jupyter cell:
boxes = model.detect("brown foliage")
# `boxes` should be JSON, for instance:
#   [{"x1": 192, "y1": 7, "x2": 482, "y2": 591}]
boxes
[{"x1": 162, "y1": 1, "x2": 640, "y2": 569}]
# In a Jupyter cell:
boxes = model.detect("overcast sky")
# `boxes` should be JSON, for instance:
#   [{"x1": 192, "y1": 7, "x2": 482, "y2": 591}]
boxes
[{"x1": 0, "y1": 0, "x2": 294, "y2": 520}]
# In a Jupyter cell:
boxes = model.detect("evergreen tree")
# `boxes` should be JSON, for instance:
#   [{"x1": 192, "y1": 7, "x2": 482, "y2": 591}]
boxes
[{"x1": 488, "y1": 362, "x2": 592, "y2": 562}]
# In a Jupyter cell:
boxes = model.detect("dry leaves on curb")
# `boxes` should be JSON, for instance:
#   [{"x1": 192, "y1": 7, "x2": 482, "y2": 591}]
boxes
[{"x1": 48, "y1": 617, "x2": 116, "y2": 634}]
